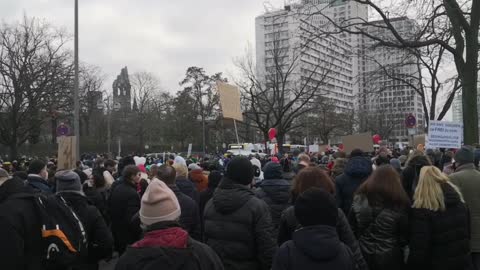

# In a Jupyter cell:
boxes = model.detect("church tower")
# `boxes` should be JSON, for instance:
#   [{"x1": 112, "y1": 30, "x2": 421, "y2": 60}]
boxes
[{"x1": 112, "y1": 67, "x2": 132, "y2": 113}]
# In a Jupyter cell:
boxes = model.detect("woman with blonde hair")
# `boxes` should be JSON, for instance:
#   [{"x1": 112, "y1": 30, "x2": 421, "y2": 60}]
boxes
[{"x1": 408, "y1": 166, "x2": 472, "y2": 270}]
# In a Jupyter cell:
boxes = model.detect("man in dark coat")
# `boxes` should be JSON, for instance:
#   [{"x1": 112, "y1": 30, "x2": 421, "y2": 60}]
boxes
[
  {"x1": 204, "y1": 156, "x2": 277, "y2": 270},
  {"x1": 401, "y1": 155, "x2": 431, "y2": 200},
  {"x1": 56, "y1": 170, "x2": 113, "y2": 270},
  {"x1": 0, "y1": 172, "x2": 44, "y2": 270},
  {"x1": 109, "y1": 167, "x2": 143, "y2": 255},
  {"x1": 335, "y1": 156, "x2": 373, "y2": 215},
  {"x1": 26, "y1": 159, "x2": 52, "y2": 193},
  {"x1": 173, "y1": 163, "x2": 199, "y2": 203},
  {"x1": 450, "y1": 146, "x2": 480, "y2": 269},
  {"x1": 273, "y1": 188, "x2": 354, "y2": 270},
  {"x1": 255, "y1": 162, "x2": 291, "y2": 235},
  {"x1": 157, "y1": 165, "x2": 201, "y2": 241},
  {"x1": 199, "y1": 170, "x2": 222, "y2": 216},
  {"x1": 115, "y1": 179, "x2": 223, "y2": 270}
]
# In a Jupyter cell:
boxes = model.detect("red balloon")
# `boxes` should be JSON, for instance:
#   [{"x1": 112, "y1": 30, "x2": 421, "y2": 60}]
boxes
[
  {"x1": 372, "y1": 134, "x2": 382, "y2": 144},
  {"x1": 268, "y1": 128, "x2": 277, "y2": 141}
]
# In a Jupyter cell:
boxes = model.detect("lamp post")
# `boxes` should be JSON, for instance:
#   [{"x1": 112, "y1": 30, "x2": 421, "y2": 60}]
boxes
[{"x1": 73, "y1": 0, "x2": 80, "y2": 160}]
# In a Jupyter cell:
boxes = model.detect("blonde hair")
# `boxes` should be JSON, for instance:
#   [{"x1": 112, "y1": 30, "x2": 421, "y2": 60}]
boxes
[
  {"x1": 413, "y1": 166, "x2": 463, "y2": 211},
  {"x1": 172, "y1": 163, "x2": 188, "y2": 177}
]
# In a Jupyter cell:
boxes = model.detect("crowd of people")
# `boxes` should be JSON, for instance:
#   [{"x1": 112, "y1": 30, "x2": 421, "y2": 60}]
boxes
[{"x1": 0, "y1": 144, "x2": 479, "y2": 270}]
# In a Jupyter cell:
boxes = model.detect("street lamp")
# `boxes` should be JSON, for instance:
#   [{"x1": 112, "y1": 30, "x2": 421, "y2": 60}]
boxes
[{"x1": 73, "y1": 0, "x2": 80, "y2": 160}]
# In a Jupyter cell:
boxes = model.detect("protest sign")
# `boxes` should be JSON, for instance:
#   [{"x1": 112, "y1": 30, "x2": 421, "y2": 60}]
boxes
[
  {"x1": 342, "y1": 133, "x2": 373, "y2": 154},
  {"x1": 217, "y1": 82, "x2": 243, "y2": 121},
  {"x1": 412, "y1": 134, "x2": 426, "y2": 148},
  {"x1": 426, "y1": 121, "x2": 463, "y2": 149},
  {"x1": 57, "y1": 136, "x2": 76, "y2": 170}
]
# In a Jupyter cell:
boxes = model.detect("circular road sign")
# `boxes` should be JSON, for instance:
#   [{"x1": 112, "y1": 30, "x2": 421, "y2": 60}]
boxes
[
  {"x1": 56, "y1": 123, "x2": 70, "y2": 137},
  {"x1": 405, "y1": 114, "x2": 417, "y2": 128}
]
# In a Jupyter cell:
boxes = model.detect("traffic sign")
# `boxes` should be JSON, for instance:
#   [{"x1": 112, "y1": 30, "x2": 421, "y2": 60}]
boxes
[
  {"x1": 405, "y1": 114, "x2": 417, "y2": 128},
  {"x1": 56, "y1": 123, "x2": 70, "y2": 137}
]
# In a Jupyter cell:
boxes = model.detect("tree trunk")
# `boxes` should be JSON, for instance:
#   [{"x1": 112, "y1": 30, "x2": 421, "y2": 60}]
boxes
[
  {"x1": 277, "y1": 133, "x2": 285, "y2": 156},
  {"x1": 461, "y1": 31, "x2": 479, "y2": 145},
  {"x1": 9, "y1": 144, "x2": 18, "y2": 161}
]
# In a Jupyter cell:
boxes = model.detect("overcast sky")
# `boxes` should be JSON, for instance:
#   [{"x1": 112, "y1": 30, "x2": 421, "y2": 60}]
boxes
[{"x1": 0, "y1": 0, "x2": 285, "y2": 93}]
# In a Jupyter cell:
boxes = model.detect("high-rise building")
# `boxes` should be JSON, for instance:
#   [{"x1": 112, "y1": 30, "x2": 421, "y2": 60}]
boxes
[{"x1": 359, "y1": 17, "x2": 424, "y2": 143}]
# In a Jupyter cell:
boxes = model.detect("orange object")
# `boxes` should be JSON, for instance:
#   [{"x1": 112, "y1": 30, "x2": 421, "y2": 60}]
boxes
[{"x1": 189, "y1": 170, "x2": 208, "y2": 192}]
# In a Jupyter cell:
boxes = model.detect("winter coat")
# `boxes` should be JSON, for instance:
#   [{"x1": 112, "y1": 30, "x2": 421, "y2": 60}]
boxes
[
  {"x1": 349, "y1": 194, "x2": 408, "y2": 270},
  {"x1": 408, "y1": 183, "x2": 472, "y2": 270},
  {"x1": 450, "y1": 164, "x2": 480, "y2": 252},
  {"x1": 115, "y1": 221, "x2": 223, "y2": 270},
  {"x1": 189, "y1": 170, "x2": 209, "y2": 193},
  {"x1": 169, "y1": 185, "x2": 202, "y2": 241},
  {"x1": 199, "y1": 188, "x2": 215, "y2": 216},
  {"x1": 0, "y1": 177, "x2": 44, "y2": 270},
  {"x1": 273, "y1": 225, "x2": 355, "y2": 270},
  {"x1": 26, "y1": 174, "x2": 53, "y2": 193},
  {"x1": 401, "y1": 155, "x2": 431, "y2": 201},
  {"x1": 203, "y1": 177, "x2": 277, "y2": 270},
  {"x1": 176, "y1": 176, "x2": 200, "y2": 204},
  {"x1": 83, "y1": 182, "x2": 111, "y2": 224},
  {"x1": 254, "y1": 179, "x2": 290, "y2": 235},
  {"x1": 335, "y1": 157, "x2": 373, "y2": 215},
  {"x1": 109, "y1": 179, "x2": 142, "y2": 254},
  {"x1": 59, "y1": 192, "x2": 113, "y2": 270},
  {"x1": 278, "y1": 206, "x2": 368, "y2": 270}
]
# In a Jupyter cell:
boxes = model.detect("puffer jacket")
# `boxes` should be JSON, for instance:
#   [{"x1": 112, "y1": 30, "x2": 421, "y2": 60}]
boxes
[
  {"x1": 204, "y1": 177, "x2": 277, "y2": 270},
  {"x1": 176, "y1": 176, "x2": 199, "y2": 204},
  {"x1": 335, "y1": 157, "x2": 373, "y2": 215},
  {"x1": 278, "y1": 206, "x2": 368, "y2": 270},
  {"x1": 255, "y1": 162, "x2": 291, "y2": 234},
  {"x1": 408, "y1": 183, "x2": 472, "y2": 270},
  {"x1": 273, "y1": 225, "x2": 355, "y2": 270},
  {"x1": 115, "y1": 221, "x2": 223, "y2": 270},
  {"x1": 349, "y1": 195, "x2": 408, "y2": 270}
]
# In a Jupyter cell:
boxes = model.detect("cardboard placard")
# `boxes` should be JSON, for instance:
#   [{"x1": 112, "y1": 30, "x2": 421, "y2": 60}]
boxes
[
  {"x1": 57, "y1": 136, "x2": 76, "y2": 170},
  {"x1": 412, "y1": 134, "x2": 426, "y2": 148},
  {"x1": 319, "y1": 145, "x2": 329, "y2": 153},
  {"x1": 341, "y1": 133, "x2": 373, "y2": 154},
  {"x1": 217, "y1": 82, "x2": 243, "y2": 121}
]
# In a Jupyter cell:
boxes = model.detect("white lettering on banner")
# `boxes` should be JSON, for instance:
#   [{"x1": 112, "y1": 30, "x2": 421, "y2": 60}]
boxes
[{"x1": 426, "y1": 121, "x2": 463, "y2": 149}]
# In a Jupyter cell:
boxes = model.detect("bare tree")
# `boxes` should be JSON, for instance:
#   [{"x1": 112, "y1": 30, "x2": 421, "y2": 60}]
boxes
[
  {"x1": 0, "y1": 16, "x2": 72, "y2": 158},
  {"x1": 308, "y1": 0, "x2": 480, "y2": 143}
]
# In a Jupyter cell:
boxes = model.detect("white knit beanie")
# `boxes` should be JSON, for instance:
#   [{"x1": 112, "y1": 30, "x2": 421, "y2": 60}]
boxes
[{"x1": 139, "y1": 179, "x2": 181, "y2": 226}]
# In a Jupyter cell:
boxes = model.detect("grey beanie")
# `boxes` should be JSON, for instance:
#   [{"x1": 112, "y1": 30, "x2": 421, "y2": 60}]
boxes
[
  {"x1": 55, "y1": 170, "x2": 82, "y2": 192},
  {"x1": 455, "y1": 146, "x2": 475, "y2": 165}
]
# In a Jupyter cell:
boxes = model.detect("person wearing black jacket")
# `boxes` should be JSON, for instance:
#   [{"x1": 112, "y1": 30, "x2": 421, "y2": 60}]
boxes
[
  {"x1": 408, "y1": 166, "x2": 472, "y2": 270},
  {"x1": 273, "y1": 188, "x2": 355, "y2": 270},
  {"x1": 255, "y1": 162, "x2": 291, "y2": 236},
  {"x1": 26, "y1": 159, "x2": 52, "y2": 193},
  {"x1": 109, "y1": 165, "x2": 143, "y2": 255},
  {"x1": 172, "y1": 163, "x2": 199, "y2": 204},
  {"x1": 401, "y1": 154, "x2": 431, "y2": 200},
  {"x1": 156, "y1": 165, "x2": 202, "y2": 241},
  {"x1": 278, "y1": 167, "x2": 367, "y2": 270},
  {"x1": 56, "y1": 170, "x2": 113, "y2": 270},
  {"x1": 0, "y1": 172, "x2": 44, "y2": 270},
  {"x1": 115, "y1": 179, "x2": 223, "y2": 270},
  {"x1": 204, "y1": 156, "x2": 277, "y2": 270},
  {"x1": 199, "y1": 170, "x2": 222, "y2": 216},
  {"x1": 349, "y1": 165, "x2": 410, "y2": 270},
  {"x1": 335, "y1": 155, "x2": 373, "y2": 215}
]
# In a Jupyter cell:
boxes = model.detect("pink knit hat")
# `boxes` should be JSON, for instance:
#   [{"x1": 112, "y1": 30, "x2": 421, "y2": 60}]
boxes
[{"x1": 139, "y1": 179, "x2": 181, "y2": 226}]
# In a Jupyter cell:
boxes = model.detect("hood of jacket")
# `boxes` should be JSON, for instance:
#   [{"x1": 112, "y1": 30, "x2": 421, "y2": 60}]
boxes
[
  {"x1": 292, "y1": 225, "x2": 342, "y2": 261},
  {"x1": 258, "y1": 179, "x2": 291, "y2": 204},
  {"x1": 263, "y1": 162, "x2": 283, "y2": 180},
  {"x1": 442, "y1": 182, "x2": 463, "y2": 207},
  {"x1": 0, "y1": 177, "x2": 28, "y2": 203},
  {"x1": 27, "y1": 174, "x2": 52, "y2": 193},
  {"x1": 213, "y1": 177, "x2": 254, "y2": 214},
  {"x1": 345, "y1": 157, "x2": 372, "y2": 179}
]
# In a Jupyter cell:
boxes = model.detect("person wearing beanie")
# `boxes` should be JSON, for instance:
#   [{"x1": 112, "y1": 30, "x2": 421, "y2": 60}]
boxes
[
  {"x1": 55, "y1": 170, "x2": 113, "y2": 270},
  {"x1": 157, "y1": 165, "x2": 201, "y2": 241},
  {"x1": 26, "y1": 159, "x2": 52, "y2": 193},
  {"x1": 173, "y1": 163, "x2": 199, "y2": 203},
  {"x1": 204, "y1": 156, "x2": 277, "y2": 270},
  {"x1": 188, "y1": 163, "x2": 209, "y2": 193},
  {"x1": 273, "y1": 188, "x2": 354, "y2": 270},
  {"x1": 250, "y1": 157, "x2": 264, "y2": 186},
  {"x1": 450, "y1": 145, "x2": 480, "y2": 268},
  {"x1": 255, "y1": 162, "x2": 291, "y2": 236},
  {"x1": 115, "y1": 179, "x2": 224, "y2": 270}
]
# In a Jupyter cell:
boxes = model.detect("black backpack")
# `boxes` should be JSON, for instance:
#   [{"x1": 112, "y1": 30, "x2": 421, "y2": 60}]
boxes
[{"x1": 34, "y1": 194, "x2": 89, "y2": 269}]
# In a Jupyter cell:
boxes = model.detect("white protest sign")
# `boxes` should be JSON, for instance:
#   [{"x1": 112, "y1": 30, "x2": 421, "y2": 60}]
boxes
[
  {"x1": 427, "y1": 121, "x2": 463, "y2": 149},
  {"x1": 187, "y1": 143, "x2": 192, "y2": 157}
]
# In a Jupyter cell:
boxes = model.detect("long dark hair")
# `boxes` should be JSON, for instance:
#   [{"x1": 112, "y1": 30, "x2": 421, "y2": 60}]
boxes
[
  {"x1": 356, "y1": 165, "x2": 410, "y2": 209},
  {"x1": 122, "y1": 165, "x2": 140, "y2": 183}
]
